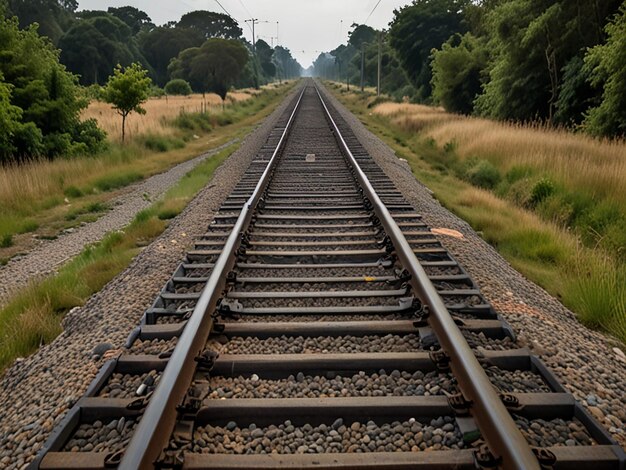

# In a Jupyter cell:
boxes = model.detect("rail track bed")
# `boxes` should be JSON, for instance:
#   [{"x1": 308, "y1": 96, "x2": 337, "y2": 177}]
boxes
[{"x1": 33, "y1": 82, "x2": 625, "y2": 469}]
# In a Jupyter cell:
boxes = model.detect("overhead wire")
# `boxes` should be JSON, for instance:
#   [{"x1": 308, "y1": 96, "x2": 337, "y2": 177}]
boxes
[
  {"x1": 363, "y1": 0, "x2": 382, "y2": 25},
  {"x1": 213, "y1": 0, "x2": 235, "y2": 19}
]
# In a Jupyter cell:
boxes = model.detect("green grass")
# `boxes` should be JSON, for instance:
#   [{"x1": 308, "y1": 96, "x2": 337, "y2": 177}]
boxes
[
  {"x1": 0, "y1": 82, "x2": 296, "y2": 250},
  {"x1": 94, "y1": 171, "x2": 144, "y2": 192},
  {"x1": 0, "y1": 144, "x2": 237, "y2": 372},
  {"x1": 329, "y1": 84, "x2": 626, "y2": 346}
]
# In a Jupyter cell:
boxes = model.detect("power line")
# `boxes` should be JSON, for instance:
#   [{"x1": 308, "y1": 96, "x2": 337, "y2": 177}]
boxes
[
  {"x1": 215, "y1": 0, "x2": 253, "y2": 36},
  {"x1": 237, "y1": 0, "x2": 253, "y2": 18},
  {"x1": 213, "y1": 0, "x2": 234, "y2": 19},
  {"x1": 363, "y1": 0, "x2": 382, "y2": 25}
]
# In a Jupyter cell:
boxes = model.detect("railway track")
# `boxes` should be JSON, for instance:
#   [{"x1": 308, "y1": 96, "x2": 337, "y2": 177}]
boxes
[{"x1": 32, "y1": 81, "x2": 625, "y2": 469}]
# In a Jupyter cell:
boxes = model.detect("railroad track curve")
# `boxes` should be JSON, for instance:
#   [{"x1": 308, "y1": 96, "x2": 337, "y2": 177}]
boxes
[{"x1": 32, "y1": 80, "x2": 625, "y2": 470}]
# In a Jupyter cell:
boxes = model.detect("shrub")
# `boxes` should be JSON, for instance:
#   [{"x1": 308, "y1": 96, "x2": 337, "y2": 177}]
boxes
[
  {"x1": 173, "y1": 113, "x2": 212, "y2": 132},
  {"x1": 165, "y1": 79, "x2": 193, "y2": 96},
  {"x1": 529, "y1": 178, "x2": 555, "y2": 207},
  {"x1": 464, "y1": 159, "x2": 501, "y2": 189},
  {"x1": 505, "y1": 165, "x2": 535, "y2": 183},
  {"x1": 1, "y1": 234, "x2": 13, "y2": 248},
  {"x1": 141, "y1": 134, "x2": 185, "y2": 152},
  {"x1": 64, "y1": 186, "x2": 83, "y2": 198}
]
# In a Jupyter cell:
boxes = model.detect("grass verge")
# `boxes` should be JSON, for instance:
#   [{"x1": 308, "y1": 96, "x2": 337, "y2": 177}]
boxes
[
  {"x1": 0, "y1": 143, "x2": 236, "y2": 372},
  {"x1": 327, "y1": 83, "x2": 626, "y2": 345},
  {"x1": 0, "y1": 82, "x2": 295, "y2": 259}
]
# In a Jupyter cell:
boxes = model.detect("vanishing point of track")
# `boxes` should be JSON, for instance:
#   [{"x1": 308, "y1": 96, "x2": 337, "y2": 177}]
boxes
[{"x1": 33, "y1": 81, "x2": 625, "y2": 469}]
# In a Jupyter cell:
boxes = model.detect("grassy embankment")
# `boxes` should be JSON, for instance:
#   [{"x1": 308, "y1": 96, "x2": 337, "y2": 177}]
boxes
[
  {"x1": 327, "y1": 82, "x2": 626, "y2": 345},
  {"x1": 0, "y1": 82, "x2": 295, "y2": 372},
  {"x1": 0, "y1": 86, "x2": 284, "y2": 262}
]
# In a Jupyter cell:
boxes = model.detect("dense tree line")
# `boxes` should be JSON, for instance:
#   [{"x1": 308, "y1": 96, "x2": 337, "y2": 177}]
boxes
[
  {"x1": 314, "y1": 0, "x2": 626, "y2": 138},
  {"x1": 2, "y1": 2, "x2": 303, "y2": 88},
  {"x1": 0, "y1": 2, "x2": 303, "y2": 162},
  {"x1": 311, "y1": 24, "x2": 414, "y2": 101}
]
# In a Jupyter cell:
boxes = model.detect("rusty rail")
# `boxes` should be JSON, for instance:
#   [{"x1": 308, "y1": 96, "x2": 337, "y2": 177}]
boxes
[
  {"x1": 119, "y1": 86, "x2": 306, "y2": 469},
  {"x1": 314, "y1": 84, "x2": 540, "y2": 470}
]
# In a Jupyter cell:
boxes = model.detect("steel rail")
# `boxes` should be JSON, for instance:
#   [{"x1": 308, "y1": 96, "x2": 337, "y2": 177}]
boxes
[
  {"x1": 314, "y1": 84, "x2": 540, "y2": 470},
  {"x1": 119, "y1": 86, "x2": 306, "y2": 469}
]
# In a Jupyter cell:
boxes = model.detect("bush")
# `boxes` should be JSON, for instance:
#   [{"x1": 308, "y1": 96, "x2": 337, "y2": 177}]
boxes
[
  {"x1": 165, "y1": 79, "x2": 193, "y2": 96},
  {"x1": 529, "y1": 178, "x2": 555, "y2": 207},
  {"x1": 141, "y1": 134, "x2": 185, "y2": 152},
  {"x1": 173, "y1": 113, "x2": 212, "y2": 132},
  {"x1": 0, "y1": 234, "x2": 13, "y2": 248},
  {"x1": 464, "y1": 159, "x2": 501, "y2": 189}
]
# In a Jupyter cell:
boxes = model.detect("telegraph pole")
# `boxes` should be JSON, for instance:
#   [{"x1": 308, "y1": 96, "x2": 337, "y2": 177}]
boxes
[{"x1": 245, "y1": 18, "x2": 259, "y2": 89}]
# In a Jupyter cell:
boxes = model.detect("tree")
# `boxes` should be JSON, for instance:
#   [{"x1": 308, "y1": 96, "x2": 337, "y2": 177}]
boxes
[
  {"x1": 139, "y1": 27, "x2": 204, "y2": 86},
  {"x1": 165, "y1": 79, "x2": 192, "y2": 96},
  {"x1": 431, "y1": 33, "x2": 488, "y2": 114},
  {"x1": 169, "y1": 38, "x2": 248, "y2": 105},
  {"x1": 108, "y1": 6, "x2": 154, "y2": 35},
  {"x1": 474, "y1": 0, "x2": 621, "y2": 122},
  {"x1": 6, "y1": 0, "x2": 75, "y2": 44},
  {"x1": 584, "y1": 4, "x2": 626, "y2": 137},
  {"x1": 256, "y1": 39, "x2": 276, "y2": 79},
  {"x1": 59, "y1": 13, "x2": 149, "y2": 85},
  {"x1": 102, "y1": 63, "x2": 151, "y2": 142},
  {"x1": 0, "y1": 75, "x2": 23, "y2": 161},
  {"x1": 273, "y1": 46, "x2": 303, "y2": 80},
  {"x1": 0, "y1": 16, "x2": 105, "y2": 161},
  {"x1": 389, "y1": 0, "x2": 468, "y2": 101},
  {"x1": 348, "y1": 23, "x2": 376, "y2": 49},
  {"x1": 177, "y1": 10, "x2": 242, "y2": 39}
]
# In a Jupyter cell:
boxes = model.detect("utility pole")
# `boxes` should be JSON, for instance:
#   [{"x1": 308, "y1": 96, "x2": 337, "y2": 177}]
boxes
[
  {"x1": 276, "y1": 21, "x2": 279, "y2": 46},
  {"x1": 245, "y1": 18, "x2": 259, "y2": 89},
  {"x1": 377, "y1": 31, "x2": 382, "y2": 96}
]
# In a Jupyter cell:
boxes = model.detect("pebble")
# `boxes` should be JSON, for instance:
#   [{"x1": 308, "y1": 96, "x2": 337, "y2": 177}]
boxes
[
  {"x1": 204, "y1": 370, "x2": 456, "y2": 401},
  {"x1": 193, "y1": 417, "x2": 463, "y2": 454},
  {"x1": 0, "y1": 90, "x2": 299, "y2": 469}
]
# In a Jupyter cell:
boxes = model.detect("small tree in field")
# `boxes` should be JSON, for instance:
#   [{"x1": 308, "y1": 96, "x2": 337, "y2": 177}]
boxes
[
  {"x1": 169, "y1": 38, "x2": 248, "y2": 108},
  {"x1": 103, "y1": 63, "x2": 152, "y2": 142}
]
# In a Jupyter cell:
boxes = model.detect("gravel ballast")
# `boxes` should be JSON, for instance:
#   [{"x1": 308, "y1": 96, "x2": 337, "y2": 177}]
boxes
[
  {"x1": 318, "y1": 82, "x2": 626, "y2": 447},
  {"x1": 193, "y1": 417, "x2": 464, "y2": 454},
  {"x1": 0, "y1": 139, "x2": 237, "y2": 305},
  {"x1": 0, "y1": 85, "x2": 302, "y2": 469}
]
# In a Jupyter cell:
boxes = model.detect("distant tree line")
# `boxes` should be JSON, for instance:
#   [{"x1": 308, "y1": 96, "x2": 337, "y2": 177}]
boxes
[
  {"x1": 313, "y1": 0, "x2": 626, "y2": 138},
  {"x1": 0, "y1": 1, "x2": 304, "y2": 162}
]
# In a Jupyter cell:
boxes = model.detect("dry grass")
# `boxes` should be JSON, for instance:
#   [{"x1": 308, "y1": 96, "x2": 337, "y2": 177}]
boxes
[
  {"x1": 372, "y1": 102, "x2": 626, "y2": 206},
  {"x1": 83, "y1": 92, "x2": 252, "y2": 140}
]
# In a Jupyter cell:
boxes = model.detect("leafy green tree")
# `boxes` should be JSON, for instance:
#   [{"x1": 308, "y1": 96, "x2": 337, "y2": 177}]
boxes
[
  {"x1": 177, "y1": 10, "x2": 242, "y2": 39},
  {"x1": 475, "y1": 0, "x2": 621, "y2": 122},
  {"x1": 431, "y1": 33, "x2": 488, "y2": 114},
  {"x1": 59, "y1": 13, "x2": 149, "y2": 85},
  {"x1": 6, "y1": 0, "x2": 75, "y2": 44},
  {"x1": 0, "y1": 16, "x2": 104, "y2": 161},
  {"x1": 165, "y1": 79, "x2": 192, "y2": 96},
  {"x1": 102, "y1": 63, "x2": 152, "y2": 142},
  {"x1": 0, "y1": 75, "x2": 23, "y2": 160},
  {"x1": 169, "y1": 38, "x2": 248, "y2": 105},
  {"x1": 273, "y1": 46, "x2": 303, "y2": 80},
  {"x1": 583, "y1": 4, "x2": 626, "y2": 137},
  {"x1": 348, "y1": 23, "x2": 376, "y2": 49},
  {"x1": 256, "y1": 39, "x2": 276, "y2": 79},
  {"x1": 553, "y1": 56, "x2": 600, "y2": 126},
  {"x1": 108, "y1": 6, "x2": 154, "y2": 35},
  {"x1": 139, "y1": 27, "x2": 204, "y2": 86},
  {"x1": 389, "y1": 0, "x2": 468, "y2": 102}
]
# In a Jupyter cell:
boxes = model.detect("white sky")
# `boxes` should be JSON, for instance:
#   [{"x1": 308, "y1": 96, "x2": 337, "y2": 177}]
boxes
[{"x1": 78, "y1": 0, "x2": 412, "y2": 67}]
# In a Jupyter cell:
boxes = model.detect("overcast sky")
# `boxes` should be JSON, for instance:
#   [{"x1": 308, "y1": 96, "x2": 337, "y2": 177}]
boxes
[{"x1": 78, "y1": 0, "x2": 412, "y2": 67}]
